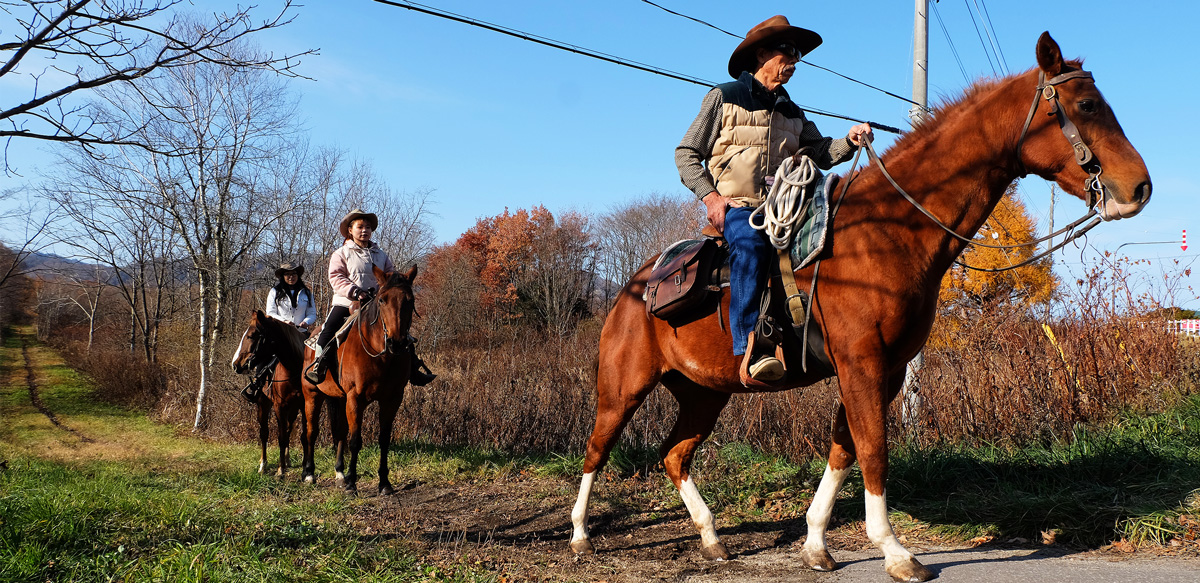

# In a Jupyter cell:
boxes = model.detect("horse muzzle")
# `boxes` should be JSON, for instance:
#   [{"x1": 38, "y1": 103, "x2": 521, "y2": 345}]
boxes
[{"x1": 1098, "y1": 178, "x2": 1151, "y2": 221}]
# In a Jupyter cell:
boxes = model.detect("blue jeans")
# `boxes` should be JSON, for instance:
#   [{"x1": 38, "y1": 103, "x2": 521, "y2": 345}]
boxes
[{"x1": 724, "y1": 206, "x2": 771, "y2": 356}]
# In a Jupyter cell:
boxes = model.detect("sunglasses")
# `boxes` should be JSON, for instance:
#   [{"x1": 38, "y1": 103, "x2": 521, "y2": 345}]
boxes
[{"x1": 773, "y1": 43, "x2": 800, "y2": 59}]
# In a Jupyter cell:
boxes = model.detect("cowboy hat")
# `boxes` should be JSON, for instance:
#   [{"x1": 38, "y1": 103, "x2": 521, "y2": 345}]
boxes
[
  {"x1": 727, "y1": 15, "x2": 822, "y2": 79},
  {"x1": 275, "y1": 262, "x2": 304, "y2": 279},
  {"x1": 339, "y1": 208, "x2": 378, "y2": 239}
]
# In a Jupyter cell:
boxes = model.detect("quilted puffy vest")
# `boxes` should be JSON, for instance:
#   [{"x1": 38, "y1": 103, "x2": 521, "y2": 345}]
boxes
[{"x1": 708, "y1": 74, "x2": 808, "y2": 207}]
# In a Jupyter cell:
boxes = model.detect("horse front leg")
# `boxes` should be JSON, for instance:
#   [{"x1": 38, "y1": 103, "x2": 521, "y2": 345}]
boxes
[
  {"x1": 256, "y1": 400, "x2": 271, "y2": 474},
  {"x1": 376, "y1": 395, "x2": 403, "y2": 496},
  {"x1": 342, "y1": 396, "x2": 363, "y2": 494},
  {"x1": 837, "y1": 368, "x2": 932, "y2": 582},
  {"x1": 800, "y1": 403, "x2": 854, "y2": 571},
  {"x1": 276, "y1": 396, "x2": 299, "y2": 478},
  {"x1": 660, "y1": 381, "x2": 732, "y2": 560},
  {"x1": 328, "y1": 397, "x2": 348, "y2": 487}
]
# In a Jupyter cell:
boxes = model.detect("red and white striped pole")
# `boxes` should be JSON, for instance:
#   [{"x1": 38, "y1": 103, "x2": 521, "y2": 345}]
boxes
[{"x1": 1183, "y1": 229, "x2": 1188, "y2": 251}]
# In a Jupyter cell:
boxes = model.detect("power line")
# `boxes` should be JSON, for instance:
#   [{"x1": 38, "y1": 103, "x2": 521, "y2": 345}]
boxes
[
  {"x1": 974, "y1": 0, "x2": 1008, "y2": 72},
  {"x1": 963, "y1": 0, "x2": 998, "y2": 76},
  {"x1": 637, "y1": 0, "x2": 928, "y2": 111},
  {"x1": 930, "y1": 0, "x2": 970, "y2": 84},
  {"x1": 369, "y1": 0, "x2": 903, "y2": 133},
  {"x1": 638, "y1": 0, "x2": 739, "y2": 39}
]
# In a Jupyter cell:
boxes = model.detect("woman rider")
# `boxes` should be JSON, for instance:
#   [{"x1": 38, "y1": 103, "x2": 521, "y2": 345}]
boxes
[
  {"x1": 266, "y1": 262, "x2": 317, "y2": 335},
  {"x1": 305, "y1": 209, "x2": 436, "y2": 386}
]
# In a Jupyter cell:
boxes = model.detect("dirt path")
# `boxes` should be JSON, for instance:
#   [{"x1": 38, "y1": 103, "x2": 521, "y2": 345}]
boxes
[
  {"x1": 20, "y1": 339, "x2": 92, "y2": 442},
  {"x1": 342, "y1": 474, "x2": 1200, "y2": 582}
]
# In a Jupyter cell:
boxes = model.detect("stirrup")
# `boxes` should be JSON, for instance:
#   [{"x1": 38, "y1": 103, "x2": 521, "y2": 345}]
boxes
[{"x1": 240, "y1": 382, "x2": 261, "y2": 404}]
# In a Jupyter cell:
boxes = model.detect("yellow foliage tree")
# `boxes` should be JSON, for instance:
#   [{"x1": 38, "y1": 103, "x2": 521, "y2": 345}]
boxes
[{"x1": 938, "y1": 186, "x2": 1060, "y2": 313}]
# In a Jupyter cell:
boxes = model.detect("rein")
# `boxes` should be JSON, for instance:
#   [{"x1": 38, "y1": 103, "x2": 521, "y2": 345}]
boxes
[{"x1": 858, "y1": 68, "x2": 1109, "y2": 273}]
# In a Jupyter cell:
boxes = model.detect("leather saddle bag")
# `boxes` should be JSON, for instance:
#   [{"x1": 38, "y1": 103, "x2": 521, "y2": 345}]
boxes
[{"x1": 644, "y1": 238, "x2": 722, "y2": 320}]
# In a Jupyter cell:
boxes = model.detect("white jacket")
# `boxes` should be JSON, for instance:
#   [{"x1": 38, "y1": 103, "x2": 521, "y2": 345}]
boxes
[{"x1": 265, "y1": 287, "x2": 317, "y2": 327}]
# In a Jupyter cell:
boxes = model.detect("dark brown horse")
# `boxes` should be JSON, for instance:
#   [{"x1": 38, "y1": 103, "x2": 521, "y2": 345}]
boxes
[
  {"x1": 231, "y1": 311, "x2": 307, "y2": 476},
  {"x1": 300, "y1": 264, "x2": 418, "y2": 494},
  {"x1": 569, "y1": 33, "x2": 1150, "y2": 582}
]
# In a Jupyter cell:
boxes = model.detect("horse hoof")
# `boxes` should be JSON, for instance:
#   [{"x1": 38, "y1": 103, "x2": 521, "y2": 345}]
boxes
[
  {"x1": 800, "y1": 547, "x2": 838, "y2": 571},
  {"x1": 343, "y1": 483, "x2": 358, "y2": 495},
  {"x1": 379, "y1": 484, "x2": 394, "y2": 496},
  {"x1": 886, "y1": 557, "x2": 935, "y2": 582},
  {"x1": 701, "y1": 542, "x2": 730, "y2": 561},
  {"x1": 303, "y1": 474, "x2": 316, "y2": 484},
  {"x1": 569, "y1": 539, "x2": 595, "y2": 555}
]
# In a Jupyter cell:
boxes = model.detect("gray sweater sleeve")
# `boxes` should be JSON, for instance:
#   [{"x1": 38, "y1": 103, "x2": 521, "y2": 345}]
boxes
[{"x1": 675, "y1": 88, "x2": 724, "y2": 201}]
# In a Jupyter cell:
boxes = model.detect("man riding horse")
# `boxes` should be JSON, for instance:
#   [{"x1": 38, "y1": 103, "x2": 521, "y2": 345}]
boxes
[{"x1": 674, "y1": 15, "x2": 873, "y2": 382}]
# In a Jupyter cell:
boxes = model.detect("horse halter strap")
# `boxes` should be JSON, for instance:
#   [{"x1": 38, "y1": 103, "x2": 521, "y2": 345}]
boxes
[{"x1": 1015, "y1": 69, "x2": 1107, "y2": 209}]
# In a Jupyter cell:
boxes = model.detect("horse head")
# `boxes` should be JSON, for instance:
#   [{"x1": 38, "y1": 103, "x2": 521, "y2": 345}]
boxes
[
  {"x1": 231, "y1": 309, "x2": 277, "y2": 374},
  {"x1": 1019, "y1": 32, "x2": 1151, "y2": 220},
  {"x1": 369, "y1": 264, "x2": 418, "y2": 355}
]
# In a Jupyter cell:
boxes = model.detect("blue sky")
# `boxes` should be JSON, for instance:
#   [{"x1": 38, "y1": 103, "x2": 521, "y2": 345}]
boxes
[{"x1": 3, "y1": 0, "x2": 1196, "y2": 307}]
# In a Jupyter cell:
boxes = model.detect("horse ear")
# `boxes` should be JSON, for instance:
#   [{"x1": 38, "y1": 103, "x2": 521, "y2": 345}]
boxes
[
  {"x1": 405, "y1": 264, "x2": 418, "y2": 283},
  {"x1": 372, "y1": 264, "x2": 387, "y2": 286},
  {"x1": 1036, "y1": 31, "x2": 1064, "y2": 77},
  {"x1": 254, "y1": 309, "x2": 266, "y2": 320}
]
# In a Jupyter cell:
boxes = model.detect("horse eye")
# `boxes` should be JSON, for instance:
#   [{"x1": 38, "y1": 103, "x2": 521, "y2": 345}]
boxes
[{"x1": 1078, "y1": 99, "x2": 1097, "y2": 114}]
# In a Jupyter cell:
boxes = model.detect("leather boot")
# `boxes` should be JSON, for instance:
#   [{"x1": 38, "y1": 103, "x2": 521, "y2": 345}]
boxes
[
  {"x1": 305, "y1": 345, "x2": 332, "y2": 385},
  {"x1": 408, "y1": 346, "x2": 436, "y2": 386}
]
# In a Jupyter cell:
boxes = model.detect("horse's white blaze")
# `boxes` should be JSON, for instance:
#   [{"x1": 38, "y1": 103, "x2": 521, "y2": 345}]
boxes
[
  {"x1": 803, "y1": 463, "x2": 850, "y2": 555},
  {"x1": 864, "y1": 490, "x2": 915, "y2": 567},
  {"x1": 678, "y1": 476, "x2": 721, "y2": 549},
  {"x1": 231, "y1": 329, "x2": 249, "y2": 369},
  {"x1": 570, "y1": 472, "x2": 596, "y2": 544}
]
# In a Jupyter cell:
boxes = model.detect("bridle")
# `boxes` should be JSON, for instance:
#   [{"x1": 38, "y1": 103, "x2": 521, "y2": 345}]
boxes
[
  {"x1": 1015, "y1": 68, "x2": 1109, "y2": 214},
  {"x1": 856, "y1": 67, "x2": 1111, "y2": 272},
  {"x1": 357, "y1": 293, "x2": 411, "y2": 359}
]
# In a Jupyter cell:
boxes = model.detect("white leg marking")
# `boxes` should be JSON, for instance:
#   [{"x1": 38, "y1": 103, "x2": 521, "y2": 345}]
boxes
[
  {"x1": 803, "y1": 464, "x2": 850, "y2": 556},
  {"x1": 570, "y1": 472, "x2": 595, "y2": 544},
  {"x1": 335, "y1": 470, "x2": 345, "y2": 482},
  {"x1": 865, "y1": 490, "x2": 915, "y2": 568},
  {"x1": 257, "y1": 459, "x2": 266, "y2": 473},
  {"x1": 679, "y1": 476, "x2": 721, "y2": 549}
]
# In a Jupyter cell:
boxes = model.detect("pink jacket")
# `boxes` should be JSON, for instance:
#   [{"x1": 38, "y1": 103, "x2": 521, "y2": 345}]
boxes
[{"x1": 328, "y1": 239, "x2": 394, "y2": 308}]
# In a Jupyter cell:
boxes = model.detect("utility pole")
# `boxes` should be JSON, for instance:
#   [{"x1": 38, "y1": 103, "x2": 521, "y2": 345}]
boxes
[
  {"x1": 910, "y1": 0, "x2": 929, "y2": 126},
  {"x1": 903, "y1": 0, "x2": 930, "y2": 436}
]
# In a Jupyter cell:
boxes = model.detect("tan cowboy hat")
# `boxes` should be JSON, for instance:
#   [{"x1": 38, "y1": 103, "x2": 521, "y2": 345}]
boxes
[
  {"x1": 339, "y1": 208, "x2": 378, "y2": 239},
  {"x1": 727, "y1": 15, "x2": 822, "y2": 79},
  {"x1": 275, "y1": 262, "x2": 304, "y2": 279}
]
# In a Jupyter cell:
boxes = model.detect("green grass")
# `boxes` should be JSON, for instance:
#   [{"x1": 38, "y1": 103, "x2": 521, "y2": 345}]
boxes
[
  {"x1": 886, "y1": 395, "x2": 1200, "y2": 547},
  {"x1": 0, "y1": 329, "x2": 495, "y2": 583}
]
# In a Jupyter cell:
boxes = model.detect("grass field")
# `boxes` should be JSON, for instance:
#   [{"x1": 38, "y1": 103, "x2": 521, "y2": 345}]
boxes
[{"x1": 2, "y1": 328, "x2": 1197, "y2": 582}]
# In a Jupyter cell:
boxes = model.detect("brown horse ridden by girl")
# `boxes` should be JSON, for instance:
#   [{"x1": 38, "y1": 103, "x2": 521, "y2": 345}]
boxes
[
  {"x1": 231, "y1": 310, "x2": 307, "y2": 476},
  {"x1": 569, "y1": 33, "x2": 1151, "y2": 582},
  {"x1": 300, "y1": 264, "x2": 418, "y2": 494}
]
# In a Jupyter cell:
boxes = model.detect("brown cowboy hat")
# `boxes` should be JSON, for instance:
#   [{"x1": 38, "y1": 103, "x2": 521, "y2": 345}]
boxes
[
  {"x1": 727, "y1": 15, "x2": 822, "y2": 79},
  {"x1": 339, "y1": 208, "x2": 378, "y2": 239},
  {"x1": 275, "y1": 262, "x2": 304, "y2": 279}
]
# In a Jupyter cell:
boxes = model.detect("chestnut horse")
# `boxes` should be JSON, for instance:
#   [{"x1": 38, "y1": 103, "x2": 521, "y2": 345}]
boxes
[
  {"x1": 569, "y1": 33, "x2": 1150, "y2": 582},
  {"x1": 231, "y1": 311, "x2": 306, "y2": 476},
  {"x1": 300, "y1": 264, "x2": 418, "y2": 494}
]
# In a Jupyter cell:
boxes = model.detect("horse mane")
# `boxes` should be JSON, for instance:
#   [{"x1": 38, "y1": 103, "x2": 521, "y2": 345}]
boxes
[
  {"x1": 380, "y1": 270, "x2": 411, "y2": 290},
  {"x1": 261, "y1": 315, "x2": 306, "y2": 359},
  {"x1": 880, "y1": 60, "x2": 1084, "y2": 158}
]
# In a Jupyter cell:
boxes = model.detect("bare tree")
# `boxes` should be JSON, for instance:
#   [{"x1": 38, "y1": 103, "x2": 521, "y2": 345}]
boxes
[
  {"x1": 593, "y1": 192, "x2": 703, "y2": 306},
  {"x1": 0, "y1": 0, "x2": 310, "y2": 166},
  {"x1": 0, "y1": 188, "x2": 56, "y2": 288},
  {"x1": 63, "y1": 35, "x2": 326, "y2": 430}
]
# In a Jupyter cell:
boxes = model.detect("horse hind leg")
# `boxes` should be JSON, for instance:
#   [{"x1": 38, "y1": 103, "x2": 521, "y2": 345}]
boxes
[
  {"x1": 569, "y1": 348, "x2": 661, "y2": 555},
  {"x1": 660, "y1": 377, "x2": 732, "y2": 560}
]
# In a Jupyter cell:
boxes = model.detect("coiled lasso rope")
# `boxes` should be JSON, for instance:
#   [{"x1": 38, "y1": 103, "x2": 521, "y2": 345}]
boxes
[{"x1": 749, "y1": 154, "x2": 819, "y2": 249}]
